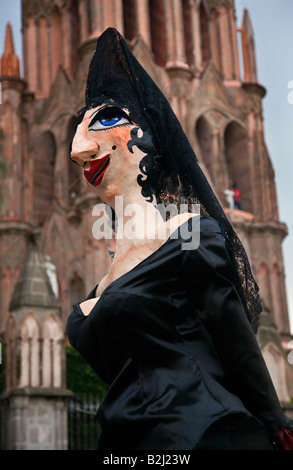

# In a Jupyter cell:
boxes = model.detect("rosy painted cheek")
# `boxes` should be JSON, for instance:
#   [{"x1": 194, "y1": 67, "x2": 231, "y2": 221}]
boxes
[
  {"x1": 112, "y1": 131, "x2": 133, "y2": 152},
  {"x1": 107, "y1": 126, "x2": 132, "y2": 143},
  {"x1": 98, "y1": 127, "x2": 133, "y2": 155}
]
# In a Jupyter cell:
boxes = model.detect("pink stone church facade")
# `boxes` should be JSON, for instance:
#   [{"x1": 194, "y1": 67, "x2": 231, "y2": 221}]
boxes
[{"x1": 0, "y1": 0, "x2": 292, "y2": 449}]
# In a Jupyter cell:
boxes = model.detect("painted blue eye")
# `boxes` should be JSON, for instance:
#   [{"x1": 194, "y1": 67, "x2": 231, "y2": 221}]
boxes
[
  {"x1": 89, "y1": 113, "x2": 130, "y2": 131},
  {"x1": 100, "y1": 116, "x2": 123, "y2": 127}
]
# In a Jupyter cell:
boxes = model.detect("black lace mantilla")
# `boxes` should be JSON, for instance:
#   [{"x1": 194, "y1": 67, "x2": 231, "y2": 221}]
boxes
[{"x1": 78, "y1": 27, "x2": 262, "y2": 333}]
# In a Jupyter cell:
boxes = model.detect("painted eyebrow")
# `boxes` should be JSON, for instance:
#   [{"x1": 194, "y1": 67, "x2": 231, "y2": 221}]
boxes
[{"x1": 88, "y1": 105, "x2": 131, "y2": 128}]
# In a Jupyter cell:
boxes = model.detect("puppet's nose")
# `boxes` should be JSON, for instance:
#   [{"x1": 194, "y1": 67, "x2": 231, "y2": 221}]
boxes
[{"x1": 70, "y1": 131, "x2": 100, "y2": 167}]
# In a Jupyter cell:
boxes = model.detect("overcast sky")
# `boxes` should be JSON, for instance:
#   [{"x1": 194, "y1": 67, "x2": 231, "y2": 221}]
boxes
[
  {"x1": 234, "y1": 0, "x2": 293, "y2": 335},
  {"x1": 0, "y1": 0, "x2": 292, "y2": 334}
]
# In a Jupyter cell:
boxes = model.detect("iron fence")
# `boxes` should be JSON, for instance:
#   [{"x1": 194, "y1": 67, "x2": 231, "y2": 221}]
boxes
[{"x1": 68, "y1": 394, "x2": 101, "y2": 450}]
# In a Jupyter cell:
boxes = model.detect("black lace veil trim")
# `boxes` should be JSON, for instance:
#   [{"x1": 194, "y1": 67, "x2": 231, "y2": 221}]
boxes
[{"x1": 81, "y1": 28, "x2": 262, "y2": 333}]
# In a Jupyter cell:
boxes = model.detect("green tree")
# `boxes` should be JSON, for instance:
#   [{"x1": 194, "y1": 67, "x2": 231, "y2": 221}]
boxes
[{"x1": 66, "y1": 344, "x2": 107, "y2": 399}]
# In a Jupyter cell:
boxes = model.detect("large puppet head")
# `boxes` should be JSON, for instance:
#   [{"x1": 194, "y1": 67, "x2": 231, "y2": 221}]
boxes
[
  {"x1": 71, "y1": 27, "x2": 262, "y2": 332},
  {"x1": 72, "y1": 27, "x2": 197, "y2": 208}
]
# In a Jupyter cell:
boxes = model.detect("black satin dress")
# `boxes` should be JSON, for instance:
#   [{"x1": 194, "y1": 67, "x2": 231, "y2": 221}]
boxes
[{"x1": 66, "y1": 216, "x2": 287, "y2": 450}]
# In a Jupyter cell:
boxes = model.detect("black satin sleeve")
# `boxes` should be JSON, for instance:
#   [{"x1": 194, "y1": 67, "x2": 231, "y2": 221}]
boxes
[
  {"x1": 182, "y1": 217, "x2": 290, "y2": 432},
  {"x1": 66, "y1": 284, "x2": 109, "y2": 383}
]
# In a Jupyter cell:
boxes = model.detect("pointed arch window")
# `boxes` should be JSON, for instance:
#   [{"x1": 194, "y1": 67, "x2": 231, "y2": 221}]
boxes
[
  {"x1": 43, "y1": 316, "x2": 63, "y2": 388},
  {"x1": 33, "y1": 131, "x2": 56, "y2": 225},
  {"x1": 210, "y1": 8, "x2": 222, "y2": 73},
  {"x1": 51, "y1": 6, "x2": 63, "y2": 82},
  {"x1": 86, "y1": 0, "x2": 93, "y2": 36},
  {"x1": 182, "y1": 0, "x2": 194, "y2": 67},
  {"x1": 38, "y1": 15, "x2": 50, "y2": 95},
  {"x1": 123, "y1": 0, "x2": 138, "y2": 41},
  {"x1": 20, "y1": 315, "x2": 40, "y2": 387},
  {"x1": 199, "y1": 2, "x2": 211, "y2": 64},
  {"x1": 70, "y1": 0, "x2": 81, "y2": 77},
  {"x1": 149, "y1": 0, "x2": 167, "y2": 67}
]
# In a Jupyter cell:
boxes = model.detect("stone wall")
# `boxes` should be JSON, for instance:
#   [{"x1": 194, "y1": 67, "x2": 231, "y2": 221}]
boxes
[{"x1": 1, "y1": 388, "x2": 72, "y2": 450}]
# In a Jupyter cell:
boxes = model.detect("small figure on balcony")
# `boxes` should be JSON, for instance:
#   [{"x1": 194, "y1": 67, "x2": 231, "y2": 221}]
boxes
[
  {"x1": 233, "y1": 183, "x2": 242, "y2": 210},
  {"x1": 224, "y1": 185, "x2": 234, "y2": 210}
]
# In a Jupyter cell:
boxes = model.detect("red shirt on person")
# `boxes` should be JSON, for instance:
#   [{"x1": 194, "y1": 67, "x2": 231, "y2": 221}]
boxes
[{"x1": 233, "y1": 187, "x2": 241, "y2": 202}]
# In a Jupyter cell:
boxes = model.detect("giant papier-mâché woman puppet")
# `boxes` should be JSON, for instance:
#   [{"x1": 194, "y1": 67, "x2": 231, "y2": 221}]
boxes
[{"x1": 67, "y1": 28, "x2": 293, "y2": 450}]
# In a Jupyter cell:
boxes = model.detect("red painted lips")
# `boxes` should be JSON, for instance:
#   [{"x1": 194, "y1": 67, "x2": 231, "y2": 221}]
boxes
[{"x1": 84, "y1": 154, "x2": 110, "y2": 186}]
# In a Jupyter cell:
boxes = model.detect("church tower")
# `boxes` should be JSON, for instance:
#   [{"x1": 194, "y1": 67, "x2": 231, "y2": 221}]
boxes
[
  {"x1": 0, "y1": 23, "x2": 29, "y2": 336},
  {"x1": 0, "y1": 0, "x2": 292, "y2": 449}
]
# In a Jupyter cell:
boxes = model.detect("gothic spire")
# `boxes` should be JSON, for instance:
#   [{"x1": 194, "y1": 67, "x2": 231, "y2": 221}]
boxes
[
  {"x1": 9, "y1": 243, "x2": 59, "y2": 311},
  {"x1": 0, "y1": 23, "x2": 20, "y2": 77},
  {"x1": 241, "y1": 9, "x2": 257, "y2": 83}
]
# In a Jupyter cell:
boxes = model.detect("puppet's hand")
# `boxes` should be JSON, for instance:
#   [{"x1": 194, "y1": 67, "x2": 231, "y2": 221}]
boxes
[
  {"x1": 271, "y1": 429, "x2": 293, "y2": 450},
  {"x1": 79, "y1": 297, "x2": 100, "y2": 316}
]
